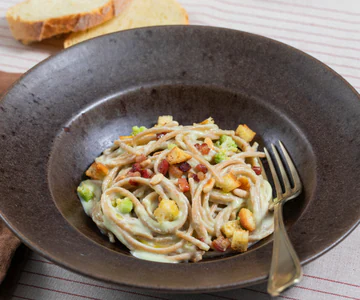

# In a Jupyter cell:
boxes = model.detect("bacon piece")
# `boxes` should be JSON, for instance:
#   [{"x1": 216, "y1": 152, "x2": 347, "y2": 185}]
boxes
[
  {"x1": 212, "y1": 236, "x2": 230, "y2": 252},
  {"x1": 158, "y1": 159, "x2": 169, "y2": 175},
  {"x1": 252, "y1": 166, "x2": 262, "y2": 175},
  {"x1": 179, "y1": 162, "x2": 191, "y2": 172},
  {"x1": 169, "y1": 165, "x2": 183, "y2": 178},
  {"x1": 195, "y1": 164, "x2": 208, "y2": 173},
  {"x1": 188, "y1": 172, "x2": 199, "y2": 182},
  {"x1": 140, "y1": 169, "x2": 152, "y2": 178},
  {"x1": 194, "y1": 143, "x2": 210, "y2": 155},
  {"x1": 131, "y1": 163, "x2": 142, "y2": 172},
  {"x1": 178, "y1": 178, "x2": 190, "y2": 192}
]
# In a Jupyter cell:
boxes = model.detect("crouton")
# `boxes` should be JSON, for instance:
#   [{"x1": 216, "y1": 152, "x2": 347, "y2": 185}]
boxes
[
  {"x1": 239, "y1": 208, "x2": 256, "y2": 232},
  {"x1": 238, "y1": 176, "x2": 251, "y2": 191},
  {"x1": 158, "y1": 115, "x2": 173, "y2": 126},
  {"x1": 199, "y1": 117, "x2": 214, "y2": 125},
  {"x1": 166, "y1": 147, "x2": 192, "y2": 164},
  {"x1": 235, "y1": 124, "x2": 256, "y2": 142},
  {"x1": 154, "y1": 199, "x2": 179, "y2": 222},
  {"x1": 216, "y1": 173, "x2": 241, "y2": 193},
  {"x1": 221, "y1": 220, "x2": 241, "y2": 238},
  {"x1": 85, "y1": 162, "x2": 109, "y2": 180},
  {"x1": 231, "y1": 229, "x2": 249, "y2": 252}
]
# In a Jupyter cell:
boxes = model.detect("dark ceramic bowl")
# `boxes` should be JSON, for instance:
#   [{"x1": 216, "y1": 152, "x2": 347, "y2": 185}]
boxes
[{"x1": 0, "y1": 26, "x2": 359, "y2": 292}]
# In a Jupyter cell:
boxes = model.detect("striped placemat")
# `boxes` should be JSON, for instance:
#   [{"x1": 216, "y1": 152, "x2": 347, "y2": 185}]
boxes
[
  {"x1": 10, "y1": 228, "x2": 360, "y2": 300},
  {"x1": 0, "y1": 0, "x2": 359, "y2": 299}
]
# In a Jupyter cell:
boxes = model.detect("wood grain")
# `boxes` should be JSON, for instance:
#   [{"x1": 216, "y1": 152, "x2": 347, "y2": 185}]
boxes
[{"x1": 0, "y1": 71, "x2": 22, "y2": 96}]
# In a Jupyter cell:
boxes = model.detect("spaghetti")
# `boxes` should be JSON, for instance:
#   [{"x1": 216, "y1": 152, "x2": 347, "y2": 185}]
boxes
[{"x1": 77, "y1": 116, "x2": 273, "y2": 263}]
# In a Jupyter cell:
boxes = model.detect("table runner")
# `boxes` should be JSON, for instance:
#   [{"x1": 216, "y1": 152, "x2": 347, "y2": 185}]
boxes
[{"x1": 0, "y1": 0, "x2": 359, "y2": 299}]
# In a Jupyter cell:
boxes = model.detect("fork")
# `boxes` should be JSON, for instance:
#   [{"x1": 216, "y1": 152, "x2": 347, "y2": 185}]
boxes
[{"x1": 264, "y1": 141, "x2": 303, "y2": 296}]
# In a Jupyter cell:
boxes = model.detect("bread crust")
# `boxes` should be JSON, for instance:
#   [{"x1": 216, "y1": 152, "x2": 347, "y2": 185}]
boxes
[
  {"x1": 6, "y1": 0, "x2": 124, "y2": 44},
  {"x1": 64, "y1": 0, "x2": 189, "y2": 48}
]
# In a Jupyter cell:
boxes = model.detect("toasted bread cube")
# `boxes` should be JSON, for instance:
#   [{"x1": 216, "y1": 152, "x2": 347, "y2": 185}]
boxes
[
  {"x1": 235, "y1": 124, "x2": 256, "y2": 142},
  {"x1": 238, "y1": 176, "x2": 251, "y2": 191},
  {"x1": 166, "y1": 147, "x2": 192, "y2": 164},
  {"x1": 200, "y1": 117, "x2": 214, "y2": 125},
  {"x1": 85, "y1": 162, "x2": 109, "y2": 180},
  {"x1": 231, "y1": 229, "x2": 249, "y2": 252},
  {"x1": 239, "y1": 208, "x2": 256, "y2": 232},
  {"x1": 154, "y1": 199, "x2": 179, "y2": 222},
  {"x1": 221, "y1": 220, "x2": 241, "y2": 238},
  {"x1": 216, "y1": 173, "x2": 241, "y2": 193},
  {"x1": 158, "y1": 115, "x2": 173, "y2": 126}
]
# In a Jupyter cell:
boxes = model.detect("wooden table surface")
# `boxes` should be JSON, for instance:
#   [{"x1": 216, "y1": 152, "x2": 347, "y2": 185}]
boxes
[{"x1": 0, "y1": 71, "x2": 22, "y2": 96}]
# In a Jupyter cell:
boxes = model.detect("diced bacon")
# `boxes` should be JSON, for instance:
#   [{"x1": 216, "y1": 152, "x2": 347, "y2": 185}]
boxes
[
  {"x1": 179, "y1": 162, "x2": 191, "y2": 172},
  {"x1": 194, "y1": 143, "x2": 210, "y2": 155},
  {"x1": 158, "y1": 159, "x2": 169, "y2": 175},
  {"x1": 195, "y1": 164, "x2": 208, "y2": 173},
  {"x1": 188, "y1": 172, "x2": 200, "y2": 182},
  {"x1": 212, "y1": 236, "x2": 230, "y2": 252},
  {"x1": 178, "y1": 178, "x2": 190, "y2": 192},
  {"x1": 252, "y1": 166, "x2": 262, "y2": 175},
  {"x1": 131, "y1": 163, "x2": 142, "y2": 172},
  {"x1": 140, "y1": 169, "x2": 152, "y2": 178},
  {"x1": 169, "y1": 165, "x2": 183, "y2": 178}
]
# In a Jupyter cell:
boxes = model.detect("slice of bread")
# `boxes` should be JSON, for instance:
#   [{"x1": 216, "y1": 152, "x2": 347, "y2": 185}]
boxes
[
  {"x1": 6, "y1": 0, "x2": 128, "y2": 44},
  {"x1": 64, "y1": 0, "x2": 188, "y2": 48}
]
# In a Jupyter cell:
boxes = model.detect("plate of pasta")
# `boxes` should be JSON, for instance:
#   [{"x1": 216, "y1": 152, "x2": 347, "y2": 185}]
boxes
[
  {"x1": 0, "y1": 26, "x2": 359, "y2": 292},
  {"x1": 77, "y1": 116, "x2": 274, "y2": 263}
]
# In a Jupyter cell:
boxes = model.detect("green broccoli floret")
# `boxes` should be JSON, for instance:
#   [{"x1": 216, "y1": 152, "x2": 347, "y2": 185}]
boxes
[
  {"x1": 131, "y1": 126, "x2": 147, "y2": 136},
  {"x1": 215, "y1": 135, "x2": 238, "y2": 152},
  {"x1": 77, "y1": 182, "x2": 95, "y2": 202},
  {"x1": 214, "y1": 151, "x2": 227, "y2": 164}
]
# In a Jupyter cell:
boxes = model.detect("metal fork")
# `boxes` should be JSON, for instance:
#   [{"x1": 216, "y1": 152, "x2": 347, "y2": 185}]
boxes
[{"x1": 264, "y1": 141, "x2": 303, "y2": 296}]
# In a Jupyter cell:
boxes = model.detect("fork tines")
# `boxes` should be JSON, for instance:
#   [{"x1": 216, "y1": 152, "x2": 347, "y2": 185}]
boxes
[{"x1": 264, "y1": 141, "x2": 302, "y2": 202}]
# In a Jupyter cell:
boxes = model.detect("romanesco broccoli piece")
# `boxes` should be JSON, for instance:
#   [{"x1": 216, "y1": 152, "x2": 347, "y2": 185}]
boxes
[
  {"x1": 131, "y1": 126, "x2": 147, "y2": 136},
  {"x1": 214, "y1": 151, "x2": 227, "y2": 163},
  {"x1": 215, "y1": 135, "x2": 238, "y2": 152}
]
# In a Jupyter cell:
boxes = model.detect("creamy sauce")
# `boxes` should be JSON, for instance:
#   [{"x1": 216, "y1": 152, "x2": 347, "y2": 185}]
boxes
[{"x1": 78, "y1": 180, "x2": 102, "y2": 216}]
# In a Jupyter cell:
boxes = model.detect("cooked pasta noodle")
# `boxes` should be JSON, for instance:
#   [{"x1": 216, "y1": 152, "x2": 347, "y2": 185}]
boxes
[{"x1": 77, "y1": 116, "x2": 273, "y2": 263}]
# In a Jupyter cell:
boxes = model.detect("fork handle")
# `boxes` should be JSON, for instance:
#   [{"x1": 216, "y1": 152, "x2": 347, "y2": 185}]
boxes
[{"x1": 267, "y1": 201, "x2": 303, "y2": 296}]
